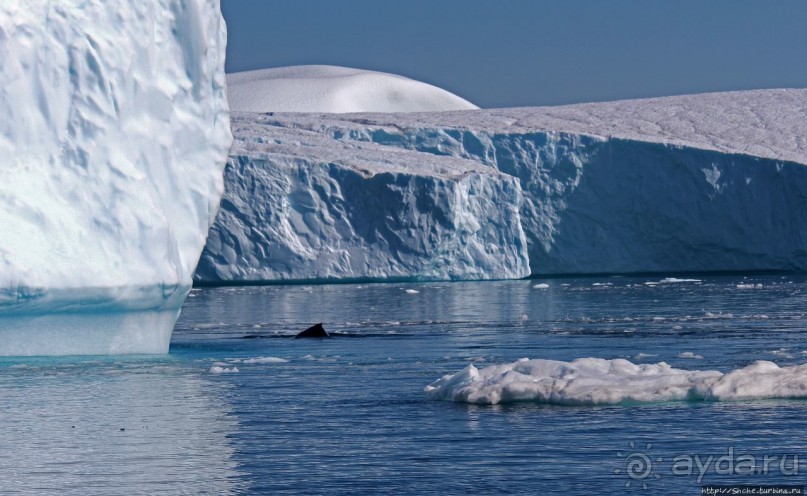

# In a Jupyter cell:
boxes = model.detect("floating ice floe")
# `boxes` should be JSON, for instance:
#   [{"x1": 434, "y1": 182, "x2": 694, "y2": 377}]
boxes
[
  {"x1": 242, "y1": 357, "x2": 289, "y2": 364},
  {"x1": 425, "y1": 357, "x2": 807, "y2": 405},
  {"x1": 209, "y1": 366, "x2": 239, "y2": 374},
  {"x1": 677, "y1": 352, "x2": 705, "y2": 359}
]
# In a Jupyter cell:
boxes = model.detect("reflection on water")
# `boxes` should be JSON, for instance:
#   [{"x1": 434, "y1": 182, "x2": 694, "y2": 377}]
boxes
[{"x1": 0, "y1": 359, "x2": 243, "y2": 494}]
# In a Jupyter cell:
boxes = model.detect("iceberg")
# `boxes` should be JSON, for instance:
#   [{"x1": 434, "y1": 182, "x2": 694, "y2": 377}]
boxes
[
  {"x1": 198, "y1": 88, "x2": 807, "y2": 283},
  {"x1": 195, "y1": 113, "x2": 529, "y2": 282},
  {"x1": 0, "y1": 1, "x2": 231, "y2": 355},
  {"x1": 424, "y1": 357, "x2": 807, "y2": 405},
  {"x1": 226, "y1": 65, "x2": 479, "y2": 113}
]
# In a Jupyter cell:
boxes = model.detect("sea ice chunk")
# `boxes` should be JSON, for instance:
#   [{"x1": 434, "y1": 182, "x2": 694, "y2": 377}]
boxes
[{"x1": 425, "y1": 357, "x2": 807, "y2": 405}]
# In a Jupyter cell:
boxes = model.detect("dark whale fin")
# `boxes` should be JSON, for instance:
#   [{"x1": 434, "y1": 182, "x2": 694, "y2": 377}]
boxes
[{"x1": 295, "y1": 323, "x2": 329, "y2": 339}]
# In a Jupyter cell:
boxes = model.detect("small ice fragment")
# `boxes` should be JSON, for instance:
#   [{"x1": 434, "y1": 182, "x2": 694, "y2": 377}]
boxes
[
  {"x1": 242, "y1": 357, "x2": 289, "y2": 364},
  {"x1": 677, "y1": 352, "x2": 704, "y2": 359},
  {"x1": 210, "y1": 366, "x2": 239, "y2": 374},
  {"x1": 405, "y1": 289, "x2": 419, "y2": 294},
  {"x1": 533, "y1": 283, "x2": 549, "y2": 289}
]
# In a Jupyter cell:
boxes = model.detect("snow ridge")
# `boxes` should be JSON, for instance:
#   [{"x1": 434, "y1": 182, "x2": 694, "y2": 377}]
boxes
[{"x1": 226, "y1": 65, "x2": 479, "y2": 113}]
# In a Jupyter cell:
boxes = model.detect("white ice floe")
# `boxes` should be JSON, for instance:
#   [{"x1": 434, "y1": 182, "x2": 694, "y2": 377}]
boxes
[
  {"x1": 405, "y1": 289, "x2": 420, "y2": 294},
  {"x1": 226, "y1": 65, "x2": 478, "y2": 113},
  {"x1": 659, "y1": 278, "x2": 702, "y2": 284},
  {"x1": 677, "y1": 352, "x2": 705, "y2": 359},
  {"x1": 241, "y1": 357, "x2": 289, "y2": 364},
  {"x1": 533, "y1": 283, "x2": 550, "y2": 289},
  {"x1": 209, "y1": 366, "x2": 239, "y2": 374},
  {"x1": 425, "y1": 357, "x2": 807, "y2": 405}
]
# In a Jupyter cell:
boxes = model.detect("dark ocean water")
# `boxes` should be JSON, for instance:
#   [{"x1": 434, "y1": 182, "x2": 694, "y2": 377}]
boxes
[{"x1": 1, "y1": 275, "x2": 806, "y2": 494}]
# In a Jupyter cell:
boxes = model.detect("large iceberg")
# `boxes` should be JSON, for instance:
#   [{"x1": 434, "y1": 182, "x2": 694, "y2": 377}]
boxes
[
  {"x1": 197, "y1": 88, "x2": 807, "y2": 283},
  {"x1": 0, "y1": 1, "x2": 231, "y2": 355}
]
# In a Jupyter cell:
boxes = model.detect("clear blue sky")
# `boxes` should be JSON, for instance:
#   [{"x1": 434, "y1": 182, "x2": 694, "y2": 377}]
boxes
[{"x1": 221, "y1": 0, "x2": 807, "y2": 108}]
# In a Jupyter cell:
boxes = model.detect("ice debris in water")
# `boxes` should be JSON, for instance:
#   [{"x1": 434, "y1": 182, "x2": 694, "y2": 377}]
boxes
[
  {"x1": 242, "y1": 357, "x2": 289, "y2": 364},
  {"x1": 210, "y1": 366, "x2": 239, "y2": 374},
  {"x1": 659, "y1": 278, "x2": 702, "y2": 284}
]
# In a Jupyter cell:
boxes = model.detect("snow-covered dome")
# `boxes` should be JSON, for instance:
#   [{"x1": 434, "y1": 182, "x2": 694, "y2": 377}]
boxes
[{"x1": 226, "y1": 65, "x2": 479, "y2": 113}]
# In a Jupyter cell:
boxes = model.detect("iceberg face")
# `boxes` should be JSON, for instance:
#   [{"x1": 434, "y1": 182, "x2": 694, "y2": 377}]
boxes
[
  {"x1": 203, "y1": 89, "x2": 807, "y2": 281},
  {"x1": 226, "y1": 65, "x2": 479, "y2": 113},
  {"x1": 0, "y1": 1, "x2": 231, "y2": 355},
  {"x1": 424, "y1": 357, "x2": 807, "y2": 406},
  {"x1": 195, "y1": 114, "x2": 529, "y2": 282}
]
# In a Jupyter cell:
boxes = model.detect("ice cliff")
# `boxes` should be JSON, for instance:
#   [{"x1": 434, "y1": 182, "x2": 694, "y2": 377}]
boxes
[
  {"x1": 195, "y1": 113, "x2": 529, "y2": 282},
  {"x1": 0, "y1": 1, "x2": 231, "y2": 355},
  {"x1": 197, "y1": 89, "x2": 807, "y2": 283}
]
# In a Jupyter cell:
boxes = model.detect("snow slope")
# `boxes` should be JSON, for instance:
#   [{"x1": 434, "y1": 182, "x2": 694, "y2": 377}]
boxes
[
  {"x1": 226, "y1": 65, "x2": 479, "y2": 113},
  {"x1": 0, "y1": 1, "x2": 231, "y2": 355},
  {"x1": 200, "y1": 88, "x2": 807, "y2": 281},
  {"x1": 425, "y1": 357, "x2": 807, "y2": 405}
]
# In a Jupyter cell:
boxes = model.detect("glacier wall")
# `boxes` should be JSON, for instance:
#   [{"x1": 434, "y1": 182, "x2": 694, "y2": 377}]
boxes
[
  {"x1": 195, "y1": 115, "x2": 529, "y2": 282},
  {"x1": 0, "y1": 1, "x2": 231, "y2": 355},
  {"x1": 198, "y1": 90, "x2": 807, "y2": 282},
  {"x1": 350, "y1": 128, "x2": 807, "y2": 274}
]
